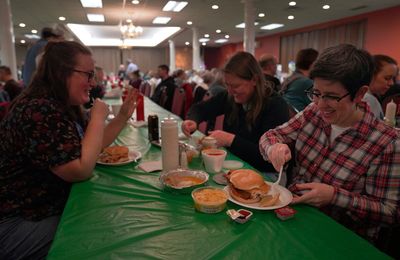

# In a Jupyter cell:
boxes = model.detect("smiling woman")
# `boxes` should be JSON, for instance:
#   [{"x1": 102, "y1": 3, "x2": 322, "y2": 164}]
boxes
[
  {"x1": 260, "y1": 44, "x2": 400, "y2": 248},
  {"x1": 0, "y1": 41, "x2": 138, "y2": 259},
  {"x1": 182, "y1": 51, "x2": 290, "y2": 173}
]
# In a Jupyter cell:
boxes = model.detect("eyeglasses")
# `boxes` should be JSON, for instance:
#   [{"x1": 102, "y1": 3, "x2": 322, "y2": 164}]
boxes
[
  {"x1": 305, "y1": 88, "x2": 350, "y2": 103},
  {"x1": 72, "y1": 69, "x2": 95, "y2": 83}
]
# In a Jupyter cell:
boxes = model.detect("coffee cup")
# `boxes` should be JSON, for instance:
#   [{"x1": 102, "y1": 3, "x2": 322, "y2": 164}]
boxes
[{"x1": 201, "y1": 149, "x2": 227, "y2": 173}]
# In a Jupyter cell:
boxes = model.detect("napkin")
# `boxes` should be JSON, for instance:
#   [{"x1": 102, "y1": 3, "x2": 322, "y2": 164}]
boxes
[
  {"x1": 128, "y1": 120, "x2": 147, "y2": 128},
  {"x1": 138, "y1": 160, "x2": 162, "y2": 172}
]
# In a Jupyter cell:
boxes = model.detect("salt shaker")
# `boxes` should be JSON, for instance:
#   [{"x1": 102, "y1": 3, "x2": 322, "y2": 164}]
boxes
[
  {"x1": 384, "y1": 100, "x2": 397, "y2": 127},
  {"x1": 161, "y1": 117, "x2": 179, "y2": 171}
]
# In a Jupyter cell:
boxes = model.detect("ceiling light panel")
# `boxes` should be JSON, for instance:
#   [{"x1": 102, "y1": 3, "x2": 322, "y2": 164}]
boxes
[
  {"x1": 215, "y1": 39, "x2": 228, "y2": 43},
  {"x1": 153, "y1": 17, "x2": 171, "y2": 24},
  {"x1": 87, "y1": 14, "x2": 105, "y2": 22},
  {"x1": 163, "y1": 1, "x2": 188, "y2": 12},
  {"x1": 80, "y1": 0, "x2": 103, "y2": 8},
  {"x1": 235, "y1": 22, "x2": 259, "y2": 28},
  {"x1": 260, "y1": 23, "x2": 284, "y2": 30}
]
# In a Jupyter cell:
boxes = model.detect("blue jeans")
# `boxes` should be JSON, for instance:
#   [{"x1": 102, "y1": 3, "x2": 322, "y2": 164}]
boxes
[{"x1": 0, "y1": 216, "x2": 60, "y2": 260}]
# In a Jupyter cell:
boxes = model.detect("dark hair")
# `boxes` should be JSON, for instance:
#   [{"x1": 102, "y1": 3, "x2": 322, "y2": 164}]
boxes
[
  {"x1": 158, "y1": 64, "x2": 169, "y2": 73},
  {"x1": 0, "y1": 66, "x2": 11, "y2": 75},
  {"x1": 296, "y1": 48, "x2": 319, "y2": 70},
  {"x1": 310, "y1": 44, "x2": 374, "y2": 99},
  {"x1": 12, "y1": 41, "x2": 92, "y2": 121},
  {"x1": 259, "y1": 54, "x2": 277, "y2": 69},
  {"x1": 41, "y1": 27, "x2": 62, "y2": 39},
  {"x1": 372, "y1": 55, "x2": 397, "y2": 76},
  {"x1": 172, "y1": 69, "x2": 185, "y2": 78},
  {"x1": 224, "y1": 51, "x2": 272, "y2": 127}
]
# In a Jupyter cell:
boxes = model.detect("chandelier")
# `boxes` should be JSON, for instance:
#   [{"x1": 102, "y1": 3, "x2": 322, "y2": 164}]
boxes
[{"x1": 120, "y1": 20, "x2": 143, "y2": 39}]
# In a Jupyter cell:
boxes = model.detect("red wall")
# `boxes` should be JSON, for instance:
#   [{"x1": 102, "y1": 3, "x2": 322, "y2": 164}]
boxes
[{"x1": 204, "y1": 5, "x2": 400, "y2": 69}]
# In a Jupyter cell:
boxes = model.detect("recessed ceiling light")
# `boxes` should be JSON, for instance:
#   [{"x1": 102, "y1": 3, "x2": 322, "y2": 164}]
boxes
[
  {"x1": 204, "y1": 34, "x2": 209, "y2": 38},
  {"x1": 260, "y1": 23, "x2": 284, "y2": 30},
  {"x1": 185, "y1": 41, "x2": 190, "y2": 45},
  {"x1": 216, "y1": 29, "x2": 221, "y2": 33},
  {"x1": 323, "y1": 4, "x2": 330, "y2": 9},
  {"x1": 132, "y1": 0, "x2": 140, "y2": 4},
  {"x1": 87, "y1": 14, "x2": 105, "y2": 22},
  {"x1": 288, "y1": 1, "x2": 296, "y2": 6},
  {"x1": 225, "y1": 34, "x2": 230, "y2": 39},
  {"x1": 163, "y1": 1, "x2": 188, "y2": 12},
  {"x1": 211, "y1": 5, "x2": 219, "y2": 10},
  {"x1": 59, "y1": 16, "x2": 66, "y2": 21},
  {"x1": 199, "y1": 38, "x2": 209, "y2": 42},
  {"x1": 31, "y1": 29, "x2": 38, "y2": 34},
  {"x1": 202, "y1": 42, "x2": 206, "y2": 46},
  {"x1": 20, "y1": 40, "x2": 26, "y2": 44},
  {"x1": 187, "y1": 21, "x2": 192, "y2": 25},
  {"x1": 153, "y1": 17, "x2": 171, "y2": 24},
  {"x1": 19, "y1": 23, "x2": 26, "y2": 27},
  {"x1": 215, "y1": 39, "x2": 228, "y2": 43},
  {"x1": 258, "y1": 13, "x2": 265, "y2": 17},
  {"x1": 80, "y1": 0, "x2": 103, "y2": 8},
  {"x1": 235, "y1": 22, "x2": 259, "y2": 28},
  {"x1": 288, "y1": 15, "x2": 295, "y2": 20}
]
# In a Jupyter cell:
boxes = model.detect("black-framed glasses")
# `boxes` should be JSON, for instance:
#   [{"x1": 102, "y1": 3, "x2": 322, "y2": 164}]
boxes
[
  {"x1": 72, "y1": 69, "x2": 95, "y2": 82},
  {"x1": 305, "y1": 88, "x2": 350, "y2": 103}
]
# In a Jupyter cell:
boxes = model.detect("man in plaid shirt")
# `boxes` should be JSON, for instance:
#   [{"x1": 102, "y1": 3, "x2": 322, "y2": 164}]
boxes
[{"x1": 259, "y1": 44, "x2": 399, "y2": 243}]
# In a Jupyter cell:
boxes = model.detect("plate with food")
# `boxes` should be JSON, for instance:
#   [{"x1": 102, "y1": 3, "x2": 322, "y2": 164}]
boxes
[
  {"x1": 97, "y1": 145, "x2": 141, "y2": 166},
  {"x1": 223, "y1": 169, "x2": 292, "y2": 210}
]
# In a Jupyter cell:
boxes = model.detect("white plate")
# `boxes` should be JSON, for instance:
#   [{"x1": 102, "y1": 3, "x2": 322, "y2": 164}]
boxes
[
  {"x1": 223, "y1": 181, "x2": 293, "y2": 210},
  {"x1": 97, "y1": 150, "x2": 141, "y2": 166},
  {"x1": 223, "y1": 160, "x2": 244, "y2": 170}
]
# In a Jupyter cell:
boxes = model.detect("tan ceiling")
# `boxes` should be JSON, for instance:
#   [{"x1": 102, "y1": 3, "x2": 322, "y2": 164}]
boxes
[{"x1": 9, "y1": 0, "x2": 400, "y2": 47}]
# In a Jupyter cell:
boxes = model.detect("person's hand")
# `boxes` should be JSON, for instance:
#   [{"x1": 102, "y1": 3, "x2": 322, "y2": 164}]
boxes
[
  {"x1": 118, "y1": 88, "x2": 138, "y2": 120},
  {"x1": 181, "y1": 120, "x2": 197, "y2": 136},
  {"x1": 208, "y1": 130, "x2": 235, "y2": 147},
  {"x1": 90, "y1": 98, "x2": 109, "y2": 122},
  {"x1": 267, "y1": 143, "x2": 291, "y2": 172},
  {"x1": 291, "y1": 182, "x2": 335, "y2": 207}
]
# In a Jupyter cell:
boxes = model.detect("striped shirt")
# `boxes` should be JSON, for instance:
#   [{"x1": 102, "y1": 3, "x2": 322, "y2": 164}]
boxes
[{"x1": 259, "y1": 102, "x2": 400, "y2": 241}]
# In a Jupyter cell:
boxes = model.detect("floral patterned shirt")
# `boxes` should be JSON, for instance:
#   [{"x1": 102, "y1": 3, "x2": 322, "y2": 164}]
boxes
[{"x1": 0, "y1": 97, "x2": 83, "y2": 221}]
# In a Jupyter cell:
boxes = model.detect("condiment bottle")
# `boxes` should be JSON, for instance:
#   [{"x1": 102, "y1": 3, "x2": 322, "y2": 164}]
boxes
[
  {"x1": 180, "y1": 151, "x2": 188, "y2": 169},
  {"x1": 161, "y1": 117, "x2": 179, "y2": 171},
  {"x1": 201, "y1": 136, "x2": 217, "y2": 150},
  {"x1": 136, "y1": 94, "x2": 145, "y2": 121},
  {"x1": 384, "y1": 100, "x2": 397, "y2": 127}
]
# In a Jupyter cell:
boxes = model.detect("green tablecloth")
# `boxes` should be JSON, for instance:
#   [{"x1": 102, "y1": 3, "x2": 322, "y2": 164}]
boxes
[{"x1": 48, "y1": 97, "x2": 389, "y2": 259}]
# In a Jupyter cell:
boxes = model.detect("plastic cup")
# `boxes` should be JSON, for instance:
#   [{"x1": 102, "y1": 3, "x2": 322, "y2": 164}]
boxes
[{"x1": 201, "y1": 149, "x2": 227, "y2": 173}]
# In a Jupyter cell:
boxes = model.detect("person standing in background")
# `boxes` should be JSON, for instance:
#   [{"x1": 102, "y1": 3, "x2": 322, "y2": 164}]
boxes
[
  {"x1": 363, "y1": 55, "x2": 398, "y2": 119},
  {"x1": 281, "y1": 48, "x2": 319, "y2": 112},
  {"x1": 125, "y1": 59, "x2": 139, "y2": 80},
  {"x1": 151, "y1": 64, "x2": 177, "y2": 111},
  {"x1": 0, "y1": 66, "x2": 22, "y2": 101},
  {"x1": 22, "y1": 27, "x2": 64, "y2": 87},
  {"x1": 259, "y1": 54, "x2": 281, "y2": 92}
]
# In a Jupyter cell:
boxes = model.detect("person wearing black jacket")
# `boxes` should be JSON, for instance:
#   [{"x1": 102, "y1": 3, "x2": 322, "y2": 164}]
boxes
[
  {"x1": 151, "y1": 64, "x2": 177, "y2": 111},
  {"x1": 182, "y1": 52, "x2": 289, "y2": 172}
]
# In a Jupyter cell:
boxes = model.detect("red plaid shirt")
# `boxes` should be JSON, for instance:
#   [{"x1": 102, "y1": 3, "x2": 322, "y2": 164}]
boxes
[{"x1": 259, "y1": 103, "x2": 400, "y2": 241}]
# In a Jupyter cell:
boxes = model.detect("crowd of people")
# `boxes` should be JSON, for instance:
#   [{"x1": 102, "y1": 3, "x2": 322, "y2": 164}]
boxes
[{"x1": 0, "y1": 32, "x2": 399, "y2": 259}]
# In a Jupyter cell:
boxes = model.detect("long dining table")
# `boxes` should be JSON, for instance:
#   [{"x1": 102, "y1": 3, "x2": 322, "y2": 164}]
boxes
[{"x1": 47, "y1": 96, "x2": 390, "y2": 259}]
